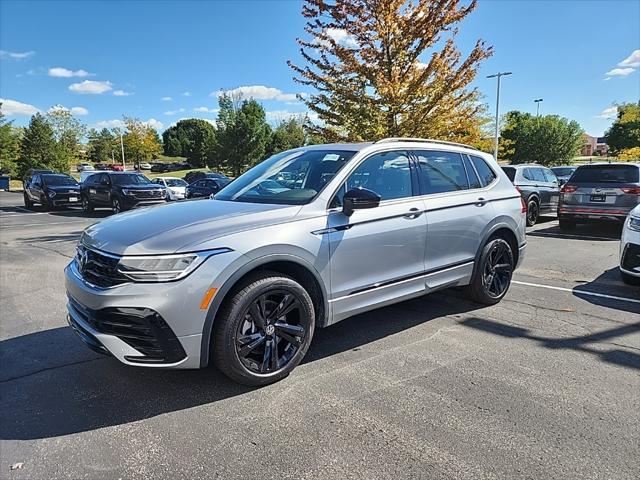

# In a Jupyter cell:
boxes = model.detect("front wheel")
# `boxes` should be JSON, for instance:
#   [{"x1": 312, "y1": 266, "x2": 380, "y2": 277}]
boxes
[
  {"x1": 82, "y1": 195, "x2": 94, "y2": 213},
  {"x1": 23, "y1": 192, "x2": 33, "y2": 208},
  {"x1": 111, "y1": 197, "x2": 124, "y2": 214},
  {"x1": 212, "y1": 271, "x2": 315, "y2": 386},
  {"x1": 465, "y1": 237, "x2": 514, "y2": 305}
]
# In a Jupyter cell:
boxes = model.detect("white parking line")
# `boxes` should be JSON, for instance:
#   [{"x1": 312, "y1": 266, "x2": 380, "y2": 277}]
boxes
[
  {"x1": 512, "y1": 280, "x2": 640, "y2": 305},
  {"x1": 0, "y1": 211, "x2": 52, "y2": 217},
  {"x1": 0, "y1": 220, "x2": 91, "y2": 228}
]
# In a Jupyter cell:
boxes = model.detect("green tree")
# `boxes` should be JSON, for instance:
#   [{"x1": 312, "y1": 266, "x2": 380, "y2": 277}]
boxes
[
  {"x1": 0, "y1": 105, "x2": 21, "y2": 175},
  {"x1": 121, "y1": 117, "x2": 163, "y2": 167},
  {"x1": 266, "y1": 117, "x2": 306, "y2": 156},
  {"x1": 288, "y1": 0, "x2": 492, "y2": 142},
  {"x1": 500, "y1": 111, "x2": 584, "y2": 166},
  {"x1": 17, "y1": 113, "x2": 61, "y2": 177},
  {"x1": 162, "y1": 119, "x2": 215, "y2": 167},
  {"x1": 604, "y1": 102, "x2": 640, "y2": 154},
  {"x1": 87, "y1": 128, "x2": 117, "y2": 163},
  {"x1": 46, "y1": 106, "x2": 86, "y2": 169}
]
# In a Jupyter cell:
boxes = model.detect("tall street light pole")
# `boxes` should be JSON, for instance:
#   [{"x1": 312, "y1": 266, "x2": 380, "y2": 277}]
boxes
[
  {"x1": 534, "y1": 98, "x2": 543, "y2": 116},
  {"x1": 487, "y1": 71, "x2": 512, "y2": 160},
  {"x1": 119, "y1": 131, "x2": 126, "y2": 171}
]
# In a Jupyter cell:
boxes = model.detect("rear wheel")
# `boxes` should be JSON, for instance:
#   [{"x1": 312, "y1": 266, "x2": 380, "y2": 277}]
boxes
[
  {"x1": 559, "y1": 217, "x2": 576, "y2": 231},
  {"x1": 621, "y1": 270, "x2": 640, "y2": 286},
  {"x1": 465, "y1": 237, "x2": 514, "y2": 305},
  {"x1": 212, "y1": 271, "x2": 315, "y2": 386},
  {"x1": 526, "y1": 198, "x2": 539, "y2": 226}
]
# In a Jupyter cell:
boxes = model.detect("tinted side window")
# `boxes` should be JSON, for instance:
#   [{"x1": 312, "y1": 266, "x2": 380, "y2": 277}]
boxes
[
  {"x1": 463, "y1": 155, "x2": 482, "y2": 189},
  {"x1": 469, "y1": 155, "x2": 497, "y2": 186},
  {"x1": 343, "y1": 150, "x2": 412, "y2": 202},
  {"x1": 501, "y1": 167, "x2": 516, "y2": 182},
  {"x1": 415, "y1": 150, "x2": 469, "y2": 194},
  {"x1": 542, "y1": 169, "x2": 557, "y2": 183},
  {"x1": 523, "y1": 168, "x2": 534, "y2": 181},
  {"x1": 531, "y1": 168, "x2": 546, "y2": 183}
]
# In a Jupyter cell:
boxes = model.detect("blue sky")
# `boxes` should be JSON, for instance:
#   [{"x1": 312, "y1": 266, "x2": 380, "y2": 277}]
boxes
[{"x1": 1, "y1": 0, "x2": 638, "y2": 137}]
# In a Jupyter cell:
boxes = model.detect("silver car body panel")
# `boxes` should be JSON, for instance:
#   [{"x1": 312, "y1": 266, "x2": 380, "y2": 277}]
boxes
[{"x1": 66, "y1": 140, "x2": 526, "y2": 368}]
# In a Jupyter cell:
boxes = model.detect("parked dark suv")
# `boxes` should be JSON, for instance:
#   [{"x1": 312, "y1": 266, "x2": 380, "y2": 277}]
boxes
[
  {"x1": 23, "y1": 173, "x2": 80, "y2": 209},
  {"x1": 80, "y1": 172, "x2": 166, "y2": 214},
  {"x1": 558, "y1": 163, "x2": 640, "y2": 230},
  {"x1": 183, "y1": 171, "x2": 229, "y2": 184},
  {"x1": 501, "y1": 165, "x2": 560, "y2": 226},
  {"x1": 185, "y1": 177, "x2": 231, "y2": 198}
]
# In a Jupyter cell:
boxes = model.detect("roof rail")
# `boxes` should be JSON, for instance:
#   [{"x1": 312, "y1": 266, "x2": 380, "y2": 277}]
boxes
[{"x1": 373, "y1": 137, "x2": 479, "y2": 150}]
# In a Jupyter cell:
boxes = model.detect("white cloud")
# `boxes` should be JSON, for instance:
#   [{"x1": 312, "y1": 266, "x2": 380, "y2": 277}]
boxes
[
  {"x1": 194, "y1": 106, "x2": 219, "y2": 113},
  {"x1": 596, "y1": 106, "x2": 618, "y2": 119},
  {"x1": 48, "y1": 67, "x2": 91, "y2": 78},
  {"x1": 164, "y1": 108, "x2": 186, "y2": 115},
  {"x1": 47, "y1": 104, "x2": 89, "y2": 116},
  {"x1": 69, "y1": 80, "x2": 113, "y2": 94},
  {"x1": 415, "y1": 61, "x2": 428, "y2": 69},
  {"x1": 161, "y1": 96, "x2": 172, "y2": 101},
  {"x1": 0, "y1": 98, "x2": 39, "y2": 116},
  {"x1": 144, "y1": 118, "x2": 163, "y2": 130},
  {"x1": 618, "y1": 49, "x2": 640, "y2": 68},
  {"x1": 182, "y1": 91, "x2": 192, "y2": 97},
  {"x1": 113, "y1": 89, "x2": 133, "y2": 96},
  {"x1": 0, "y1": 50, "x2": 35, "y2": 60},
  {"x1": 315, "y1": 28, "x2": 358, "y2": 49},
  {"x1": 214, "y1": 85, "x2": 300, "y2": 102},
  {"x1": 265, "y1": 110, "x2": 316, "y2": 123},
  {"x1": 605, "y1": 67, "x2": 635, "y2": 77}
]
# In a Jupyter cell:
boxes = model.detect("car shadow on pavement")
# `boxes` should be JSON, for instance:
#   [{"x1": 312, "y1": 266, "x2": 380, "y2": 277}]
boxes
[
  {"x1": 460, "y1": 317, "x2": 640, "y2": 371},
  {"x1": 573, "y1": 267, "x2": 640, "y2": 314},
  {"x1": 528, "y1": 222, "x2": 622, "y2": 241},
  {"x1": 0, "y1": 290, "x2": 482, "y2": 441}
]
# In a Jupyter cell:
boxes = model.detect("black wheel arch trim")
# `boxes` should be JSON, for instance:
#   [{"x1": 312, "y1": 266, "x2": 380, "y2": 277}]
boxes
[
  {"x1": 470, "y1": 222, "x2": 522, "y2": 281},
  {"x1": 199, "y1": 253, "x2": 328, "y2": 368}
]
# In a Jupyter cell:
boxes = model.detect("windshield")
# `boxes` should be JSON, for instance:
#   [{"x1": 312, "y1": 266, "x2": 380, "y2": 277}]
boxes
[
  {"x1": 111, "y1": 174, "x2": 151, "y2": 185},
  {"x1": 501, "y1": 167, "x2": 516, "y2": 182},
  {"x1": 42, "y1": 175, "x2": 78, "y2": 186},
  {"x1": 165, "y1": 178, "x2": 187, "y2": 187},
  {"x1": 571, "y1": 165, "x2": 639, "y2": 183},
  {"x1": 551, "y1": 167, "x2": 575, "y2": 176},
  {"x1": 215, "y1": 149, "x2": 356, "y2": 204}
]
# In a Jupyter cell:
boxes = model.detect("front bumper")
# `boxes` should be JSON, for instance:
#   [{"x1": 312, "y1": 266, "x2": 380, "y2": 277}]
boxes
[
  {"x1": 620, "y1": 217, "x2": 640, "y2": 277},
  {"x1": 64, "y1": 249, "x2": 244, "y2": 368},
  {"x1": 51, "y1": 193, "x2": 81, "y2": 206}
]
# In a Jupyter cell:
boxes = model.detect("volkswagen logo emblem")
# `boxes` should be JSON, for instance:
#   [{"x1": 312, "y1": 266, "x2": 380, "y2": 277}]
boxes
[
  {"x1": 265, "y1": 324, "x2": 275, "y2": 336},
  {"x1": 77, "y1": 247, "x2": 89, "y2": 273}
]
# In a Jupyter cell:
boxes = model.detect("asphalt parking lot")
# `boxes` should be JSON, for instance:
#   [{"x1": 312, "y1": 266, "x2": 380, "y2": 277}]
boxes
[{"x1": 1, "y1": 190, "x2": 638, "y2": 480}]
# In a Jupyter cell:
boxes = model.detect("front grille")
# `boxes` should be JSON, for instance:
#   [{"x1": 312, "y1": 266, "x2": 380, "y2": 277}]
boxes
[
  {"x1": 622, "y1": 243, "x2": 640, "y2": 272},
  {"x1": 76, "y1": 244, "x2": 129, "y2": 288},
  {"x1": 131, "y1": 189, "x2": 164, "y2": 199},
  {"x1": 68, "y1": 297, "x2": 186, "y2": 363}
]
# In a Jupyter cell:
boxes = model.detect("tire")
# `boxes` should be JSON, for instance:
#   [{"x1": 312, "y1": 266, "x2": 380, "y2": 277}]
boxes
[
  {"x1": 621, "y1": 270, "x2": 640, "y2": 286},
  {"x1": 465, "y1": 237, "x2": 515, "y2": 305},
  {"x1": 111, "y1": 197, "x2": 123, "y2": 214},
  {"x1": 212, "y1": 271, "x2": 315, "y2": 386},
  {"x1": 82, "y1": 195, "x2": 94, "y2": 213},
  {"x1": 23, "y1": 192, "x2": 33, "y2": 208},
  {"x1": 526, "y1": 198, "x2": 539, "y2": 227},
  {"x1": 41, "y1": 195, "x2": 52, "y2": 211},
  {"x1": 559, "y1": 217, "x2": 576, "y2": 231}
]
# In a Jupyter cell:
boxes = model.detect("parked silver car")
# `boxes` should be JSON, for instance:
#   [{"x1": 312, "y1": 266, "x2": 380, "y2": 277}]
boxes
[
  {"x1": 65, "y1": 139, "x2": 527, "y2": 385},
  {"x1": 558, "y1": 163, "x2": 640, "y2": 230}
]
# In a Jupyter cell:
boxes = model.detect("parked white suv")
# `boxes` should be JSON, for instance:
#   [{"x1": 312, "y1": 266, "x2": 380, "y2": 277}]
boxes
[
  {"x1": 620, "y1": 204, "x2": 640, "y2": 285},
  {"x1": 65, "y1": 139, "x2": 527, "y2": 385}
]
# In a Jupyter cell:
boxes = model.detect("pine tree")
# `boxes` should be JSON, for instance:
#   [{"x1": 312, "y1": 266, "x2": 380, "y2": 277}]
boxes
[
  {"x1": 288, "y1": 0, "x2": 492, "y2": 142},
  {"x1": 17, "y1": 113, "x2": 59, "y2": 177}
]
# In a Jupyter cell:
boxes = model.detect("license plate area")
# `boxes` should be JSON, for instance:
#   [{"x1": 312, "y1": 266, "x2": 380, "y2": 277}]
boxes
[
  {"x1": 69, "y1": 197, "x2": 78, "y2": 202},
  {"x1": 590, "y1": 195, "x2": 606, "y2": 202}
]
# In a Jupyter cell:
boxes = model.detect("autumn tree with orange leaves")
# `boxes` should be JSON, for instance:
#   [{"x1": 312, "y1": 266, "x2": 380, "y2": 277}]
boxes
[{"x1": 288, "y1": 0, "x2": 493, "y2": 144}]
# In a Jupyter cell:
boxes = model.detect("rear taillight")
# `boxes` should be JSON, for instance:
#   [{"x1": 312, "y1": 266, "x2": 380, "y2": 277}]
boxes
[
  {"x1": 520, "y1": 196, "x2": 527, "y2": 213},
  {"x1": 621, "y1": 187, "x2": 640, "y2": 194},
  {"x1": 561, "y1": 184, "x2": 577, "y2": 193}
]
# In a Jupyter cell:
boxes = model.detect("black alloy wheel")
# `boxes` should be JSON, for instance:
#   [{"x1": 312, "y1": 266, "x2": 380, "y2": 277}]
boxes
[
  {"x1": 82, "y1": 195, "x2": 94, "y2": 213},
  {"x1": 23, "y1": 192, "x2": 33, "y2": 207},
  {"x1": 235, "y1": 290, "x2": 307, "y2": 375},
  {"x1": 111, "y1": 197, "x2": 122, "y2": 214},
  {"x1": 526, "y1": 199, "x2": 539, "y2": 226},
  {"x1": 212, "y1": 271, "x2": 315, "y2": 386},
  {"x1": 465, "y1": 237, "x2": 514, "y2": 305}
]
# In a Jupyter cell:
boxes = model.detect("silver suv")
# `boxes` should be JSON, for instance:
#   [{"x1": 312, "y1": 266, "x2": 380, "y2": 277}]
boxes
[{"x1": 65, "y1": 139, "x2": 526, "y2": 385}]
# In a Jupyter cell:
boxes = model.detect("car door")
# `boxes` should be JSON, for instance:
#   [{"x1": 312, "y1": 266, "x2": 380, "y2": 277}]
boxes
[
  {"x1": 326, "y1": 150, "x2": 427, "y2": 321},
  {"x1": 204, "y1": 179, "x2": 219, "y2": 196},
  {"x1": 530, "y1": 167, "x2": 551, "y2": 209},
  {"x1": 27, "y1": 174, "x2": 41, "y2": 202},
  {"x1": 94, "y1": 173, "x2": 112, "y2": 205},
  {"x1": 190, "y1": 180, "x2": 204, "y2": 197},
  {"x1": 415, "y1": 150, "x2": 497, "y2": 289}
]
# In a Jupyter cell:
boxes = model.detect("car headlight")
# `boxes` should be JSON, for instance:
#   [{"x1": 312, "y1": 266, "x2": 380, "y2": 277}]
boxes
[
  {"x1": 629, "y1": 215, "x2": 640, "y2": 232},
  {"x1": 47, "y1": 190, "x2": 56, "y2": 198},
  {"x1": 121, "y1": 189, "x2": 134, "y2": 195},
  {"x1": 116, "y1": 248, "x2": 232, "y2": 282}
]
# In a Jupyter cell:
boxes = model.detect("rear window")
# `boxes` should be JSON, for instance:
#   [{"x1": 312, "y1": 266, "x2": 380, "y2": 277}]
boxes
[
  {"x1": 571, "y1": 165, "x2": 639, "y2": 183},
  {"x1": 501, "y1": 167, "x2": 516, "y2": 182},
  {"x1": 469, "y1": 155, "x2": 497, "y2": 186}
]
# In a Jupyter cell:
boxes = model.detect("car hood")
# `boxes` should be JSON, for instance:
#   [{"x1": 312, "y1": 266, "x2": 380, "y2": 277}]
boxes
[{"x1": 81, "y1": 199, "x2": 301, "y2": 255}]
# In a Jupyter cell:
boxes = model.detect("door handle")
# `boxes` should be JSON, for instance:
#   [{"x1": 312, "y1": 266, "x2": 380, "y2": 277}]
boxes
[
  {"x1": 475, "y1": 197, "x2": 487, "y2": 206},
  {"x1": 403, "y1": 207, "x2": 422, "y2": 219}
]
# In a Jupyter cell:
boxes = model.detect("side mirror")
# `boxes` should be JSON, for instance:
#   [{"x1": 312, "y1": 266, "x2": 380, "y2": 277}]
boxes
[
  {"x1": 558, "y1": 179, "x2": 566, "y2": 186},
  {"x1": 343, "y1": 187, "x2": 381, "y2": 217}
]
